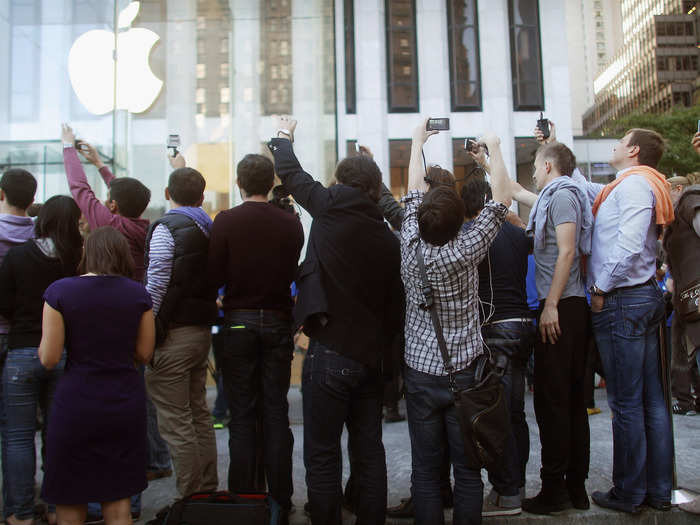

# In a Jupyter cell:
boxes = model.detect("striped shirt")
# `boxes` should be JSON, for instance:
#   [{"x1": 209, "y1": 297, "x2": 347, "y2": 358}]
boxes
[{"x1": 400, "y1": 190, "x2": 508, "y2": 376}]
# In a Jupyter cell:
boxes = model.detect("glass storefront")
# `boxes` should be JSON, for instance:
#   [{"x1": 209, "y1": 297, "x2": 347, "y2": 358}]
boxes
[{"x1": 0, "y1": 0, "x2": 337, "y2": 222}]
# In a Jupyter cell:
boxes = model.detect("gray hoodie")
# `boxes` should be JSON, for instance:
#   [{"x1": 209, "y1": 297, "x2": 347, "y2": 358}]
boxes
[{"x1": 0, "y1": 214, "x2": 35, "y2": 335}]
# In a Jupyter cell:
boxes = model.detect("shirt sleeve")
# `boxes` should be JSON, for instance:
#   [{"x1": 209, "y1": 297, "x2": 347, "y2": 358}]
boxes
[
  {"x1": 571, "y1": 168, "x2": 604, "y2": 206},
  {"x1": 63, "y1": 146, "x2": 115, "y2": 229},
  {"x1": 399, "y1": 190, "x2": 423, "y2": 250},
  {"x1": 145, "y1": 224, "x2": 175, "y2": 315},
  {"x1": 454, "y1": 201, "x2": 508, "y2": 265},
  {"x1": 98, "y1": 165, "x2": 116, "y2": 186},
  {"x1": 594, "y1": 176, "x2": 654, "y2": 293},
  {"x1": 207, "y1": 213, "x2": 228, "y2": 288},
  {"x1": 548, "y1": 190, "x2": 580, "y2": 227},
  {"x1": 43, "y1": 281, "x2": 63, "y2": 312}
]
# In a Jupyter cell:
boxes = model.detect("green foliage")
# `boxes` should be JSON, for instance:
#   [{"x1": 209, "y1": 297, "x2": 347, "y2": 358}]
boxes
[{"x1": 592, "y1": 106, "x2": 700, "y2": 177}]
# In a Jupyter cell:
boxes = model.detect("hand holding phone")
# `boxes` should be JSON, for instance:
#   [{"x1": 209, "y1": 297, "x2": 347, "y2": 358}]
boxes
[
  {"x1": 536, "y1": 113, "x2": 550, "y2": 139},
  {"x1": 167, "y1": 134, "x2": 181, "y2": 158},
  {"x1": 426, "y1": 118, "x2": 450, "y2": 131}
]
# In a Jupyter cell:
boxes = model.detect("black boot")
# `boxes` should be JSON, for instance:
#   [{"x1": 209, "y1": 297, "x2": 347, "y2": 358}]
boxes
[
  {"x1": 522, "y1": 479, "x2": 572, "y2": 515},
  {"x1": 566, "y1": 479, "x2": 590, "y2": 510}
]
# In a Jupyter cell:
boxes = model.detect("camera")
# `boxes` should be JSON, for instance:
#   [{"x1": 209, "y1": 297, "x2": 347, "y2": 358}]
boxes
[
  {"x1": 74, "y1": 140, "x2": 90, "y2": 152},
  {"x1": 167, "y1": 134, "x2": 181, "y2": 157},
  {"x1": 536, "y1": 112, "x2": 550, "y2": 139},
  {"x1": 426, "y1": 118, "x2": 450, "y2": 131},
  {"x1": 464, "y1": 139, "x2": 489, "y2": 156}
]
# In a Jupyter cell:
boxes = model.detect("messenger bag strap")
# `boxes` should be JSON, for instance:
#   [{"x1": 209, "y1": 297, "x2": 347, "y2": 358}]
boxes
[{"x1": 415, "y1": 243, "x2": 457, "y2": 388}]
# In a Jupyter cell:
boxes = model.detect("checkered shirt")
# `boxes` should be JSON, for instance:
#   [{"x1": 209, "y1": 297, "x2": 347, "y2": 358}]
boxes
[{"x1": 401, "y1": 190, "x2": 508, "y2": 376}]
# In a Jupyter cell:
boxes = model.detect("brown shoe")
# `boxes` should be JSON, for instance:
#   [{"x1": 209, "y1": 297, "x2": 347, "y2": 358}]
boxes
[{"x1": 146, "y1": 468, "x2": 173, "y2": 481}]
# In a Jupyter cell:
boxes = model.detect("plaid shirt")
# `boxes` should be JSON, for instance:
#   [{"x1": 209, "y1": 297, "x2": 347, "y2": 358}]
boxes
[{"x1": 401, "y1": 190, "x2": 508, "y2": 376}]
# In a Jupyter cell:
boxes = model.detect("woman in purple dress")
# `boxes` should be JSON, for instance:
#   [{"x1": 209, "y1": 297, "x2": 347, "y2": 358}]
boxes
[{"x1": 38, "y1": 226, "x2": 155, "y2": 525}]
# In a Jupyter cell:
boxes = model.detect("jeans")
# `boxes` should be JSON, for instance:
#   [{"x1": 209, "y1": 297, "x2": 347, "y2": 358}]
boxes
[
  {"x1": 591, "y1": 282, "x2": 672, "y2": 505},
  {"x1": 482, "y1": 320, "x2": 534, "y2": 501},
  {"x1": 0, "y1": 334, "x2": 7, "y2": 513},
  {"x1": 216, "y1": 311, "x2": 294, "y2": 512},
  {"x1": 3, "y1": 348, "x2": 65, "y2": 519},
  {"x1": 211, "y1": 330, "x2": 229, "y2": 420},
  {"x1": 405, "y1": 365, "x2": 482, "y2": 525},
  {"x1": 534, "y1": 297, "x2": 590, "y2": 490},
  {"x1": 302, "y1": 340, "x2": 386, "y2": 525}
]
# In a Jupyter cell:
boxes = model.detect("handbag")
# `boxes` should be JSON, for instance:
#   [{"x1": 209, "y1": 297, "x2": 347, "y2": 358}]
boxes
[
  {"x1": 678, "y1": 279, "x2": 700, "y2": 322},
  {"x1": 415, "y1": 244, "x2": 512, "y2": 470}
]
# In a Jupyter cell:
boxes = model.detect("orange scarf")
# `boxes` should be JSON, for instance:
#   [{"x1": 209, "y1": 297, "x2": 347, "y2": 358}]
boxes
[{"x1": 592, "y1": 165, "x2": 675, "y2": 225}]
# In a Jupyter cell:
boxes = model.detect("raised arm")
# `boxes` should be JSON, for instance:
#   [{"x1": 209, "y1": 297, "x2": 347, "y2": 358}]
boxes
[
  {"x1": 480, "y1": 134, "x2": 512, "y2": 208},
  {"x1": 407, "y1": 118, "x2": 439, "y2": 193},
  {"x1": 268, "y1": 116, "x2": 332, "y2": 217},
  {"x1": 78, "y1": 141, "x2": 115, "y2": 185},
  {"x1": 61, "y1": 124, "x2": 115, "y2": 229},
  {"x1": 377, "y1": 183, "x2": 405, "y2": 230}
]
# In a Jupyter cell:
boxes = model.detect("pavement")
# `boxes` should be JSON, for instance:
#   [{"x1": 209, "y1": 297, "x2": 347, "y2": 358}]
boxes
[{"x1": 6, "y1": 386, "x2": 700, "y2": 524}]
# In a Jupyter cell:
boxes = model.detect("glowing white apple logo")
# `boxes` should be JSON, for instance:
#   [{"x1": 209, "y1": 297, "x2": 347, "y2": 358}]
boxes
[{"x1": 68, "y1": 2, "x2": 163, "y2": 115}]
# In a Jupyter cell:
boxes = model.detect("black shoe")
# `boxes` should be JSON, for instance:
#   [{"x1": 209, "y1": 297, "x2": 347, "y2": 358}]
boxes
[
  {"x1": 566, "y1": 481, "x2": 590, "y2": 510},
  {"x1": 644, "y1": 496, "x2": 671, "y2": 511},
  {"x1": 591, "y1": 489, "x2": 640, "y2": 514},
  {"x1": 522, "y1": 491, "x2": 572, "y2": 515},
  {"x1": 672, "y1": 403, "x2": 696, "y2": 416},
  {"x1": 387, "y1": 497, "x2": 414, "y2": 518}
]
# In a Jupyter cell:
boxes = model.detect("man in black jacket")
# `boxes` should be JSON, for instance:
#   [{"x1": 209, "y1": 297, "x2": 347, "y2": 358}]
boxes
[{"x1": 268, "y1": 116, "x2": 403, "y2": 525}]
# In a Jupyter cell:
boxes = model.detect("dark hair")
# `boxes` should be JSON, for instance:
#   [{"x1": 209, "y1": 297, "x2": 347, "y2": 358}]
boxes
[
  {"x1": 237, "y1": 154, "x2": 275, "y2": 197},
  {"x1": 536, "y1": 142, "x2": 577, "y2": 176},
  {"x1": 80, "y1": 226, "x2": 135, "y2": 278},
  {"x1": 168, "y1": 168, "x2": 206, "y2": 206},
  {"x1": 625, "y1": 128, "x2": 665, "y2": 168},
  {"x1": 108, "y1": 178, "x2": 151, "y2": 218},
  {"x1": 269, "y1": 185, "x2": 296, "y2": 215},
  {"x1": 425, "y1": 166, "x2": 455, "y2": 189},
  {"x1": 334, "y1": 155, "x2": 382, "y2": 203},
  {"x1": 0, "y1": 169, "x2": 37, "y2": 210},
  {"x1": 35, "y1": 195, "x2": 83, "y2": 274},
  {"x1": 461, "y1": 179, "x2": 492, "y2": 218},
  {"x1": 418, "y1": 186, "x2": 465, "y2": 246}
]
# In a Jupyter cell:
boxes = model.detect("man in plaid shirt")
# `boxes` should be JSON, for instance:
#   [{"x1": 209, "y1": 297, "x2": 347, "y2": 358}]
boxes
[{"x1": 400, "y1": 119, "x2": 513, "y2": 524}]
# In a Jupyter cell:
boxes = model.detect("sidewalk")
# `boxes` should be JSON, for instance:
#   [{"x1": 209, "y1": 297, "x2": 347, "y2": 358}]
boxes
[{"x1": 137, "y1": 386, "x2": 700, "y2": 524}]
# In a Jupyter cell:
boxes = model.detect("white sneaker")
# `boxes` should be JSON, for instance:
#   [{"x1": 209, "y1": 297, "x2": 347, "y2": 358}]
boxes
[{"x1": 680, "y1": 496, "x2": 700, "y2": 514}]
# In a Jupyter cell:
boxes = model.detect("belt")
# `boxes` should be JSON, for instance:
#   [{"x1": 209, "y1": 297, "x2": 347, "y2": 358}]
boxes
[
  {"x1": 484, "y1": 317, "x2": 533, "y2": 326},
  {"x1": 225, "y1": 308, "x2": 291, "y2": 320},
  {"x1": 612, "y1": 277, "x2": 656, "y2": 293}
]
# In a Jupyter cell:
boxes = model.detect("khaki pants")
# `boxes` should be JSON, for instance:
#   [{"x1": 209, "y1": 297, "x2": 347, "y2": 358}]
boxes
[{"x1": 145, "y1": 325, "x2": 218, "y2": 497}]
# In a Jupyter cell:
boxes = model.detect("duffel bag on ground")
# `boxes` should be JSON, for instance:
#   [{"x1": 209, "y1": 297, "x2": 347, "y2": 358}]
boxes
[{"x1": 146, "y1": 491, "x2": 281, "y2": 525}]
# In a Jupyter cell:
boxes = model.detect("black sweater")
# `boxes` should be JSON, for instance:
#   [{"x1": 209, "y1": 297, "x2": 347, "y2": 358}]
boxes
[
  {"x1": 268, "y1": 138, "x2": 404, "y2": 368},
  {"x1": 0, "y1": 241, "x2": 74, "y2": 349}
]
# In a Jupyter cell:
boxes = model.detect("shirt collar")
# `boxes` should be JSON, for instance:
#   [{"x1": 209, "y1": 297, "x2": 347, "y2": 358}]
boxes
[{"x1": 615, "y1": 166, "x2": 636, "y2": 179}]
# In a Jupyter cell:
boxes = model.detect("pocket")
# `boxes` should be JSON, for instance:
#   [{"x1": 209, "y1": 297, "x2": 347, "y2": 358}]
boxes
[{"x1": 620, "y1": 301, "x2": 659, "y2": 338}]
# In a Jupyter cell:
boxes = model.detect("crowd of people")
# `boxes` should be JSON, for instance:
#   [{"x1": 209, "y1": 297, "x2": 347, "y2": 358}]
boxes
[{"x1": 0, "y1": 117, "x2": 697, "y2": 525}]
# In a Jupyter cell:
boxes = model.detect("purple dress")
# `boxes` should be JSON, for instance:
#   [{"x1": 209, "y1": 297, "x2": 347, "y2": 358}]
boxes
[{"x1": 41, "y1": 275, "x2": 152, "y2": 504}]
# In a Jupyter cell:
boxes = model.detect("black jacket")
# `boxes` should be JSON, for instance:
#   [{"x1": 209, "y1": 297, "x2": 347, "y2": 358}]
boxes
[
  {"x1": 145, "y1": 214, "x2": 218, "y2": 344},
  {"x1": 268, "y1": 138, "x2": 404, "y2": 368}
]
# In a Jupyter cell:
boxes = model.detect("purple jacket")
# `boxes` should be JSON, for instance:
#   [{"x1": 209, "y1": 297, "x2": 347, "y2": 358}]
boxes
[
  {"x1": 0, "y1": 214, "x2": 35, "y2": 334},
  {"x1": 63, "y1": 147, "x2": 150, "y2": 281}
]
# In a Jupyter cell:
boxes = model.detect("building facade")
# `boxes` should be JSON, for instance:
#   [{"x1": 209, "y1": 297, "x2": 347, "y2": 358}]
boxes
[
  {"x1": 0, "y1": 0, "x2": 581, "y2": 231},
  {"x1": 582, "y1": 0, "x2": 699, "y2": 135}
]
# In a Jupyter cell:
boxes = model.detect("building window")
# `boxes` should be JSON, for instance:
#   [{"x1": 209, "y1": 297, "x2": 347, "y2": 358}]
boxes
[
  {"x1": 508, "y1": 0, "x2": 544, "y2": 111},
  {"x1": 447, "y1": 0, "x2": 482, "y2": 111},
  {"x1": 385, "y1": 0, "x2": 419, "y2": 112},
  {"x1": 389, "y1": 140, "x2": 412, "y2": 197},
  {"x1": 10, "y1": 0, "x2": 40, "y2": 122},
  {"x1": 344, "y1": 0, "x2": 356, "y2": 114},
  {"x1": 452, "y1": 138, "x2": 484, "y2": 194},
  {"x1": 261, "y1": 0, "x2": 293, "y2": 115}
]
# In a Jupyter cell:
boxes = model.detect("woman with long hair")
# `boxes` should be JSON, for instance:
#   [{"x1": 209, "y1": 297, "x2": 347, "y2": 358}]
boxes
[
  {"x1": 39, "y1": 226, "x2": 155, "y2": 525},
  {"x1": 0, "y1": 195, "x2": 83, "y2": 525}
]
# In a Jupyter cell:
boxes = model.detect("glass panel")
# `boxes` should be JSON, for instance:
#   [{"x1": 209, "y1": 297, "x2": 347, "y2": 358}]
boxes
[
  {"x1": 386, "y1": 0, "x2": 419, "y2": 112},
  {"x1": 508, "y1": 0, "x2": 544, "y2": 110},
  {"x1": 344, "y1": 0, "x2": 356, "y2": 114},
  {"x1": 447, "y1": 0, "x2": 482, "y2": 110},
  {"x1": 514, "y1": 137, "x2": 538, "y2": 223},
  {"x1": 0, "y1": 0, "x2": 337, "y2": 224},
  {"x1": 389, "y1": 139, "x2": 411, "y2": 198}
]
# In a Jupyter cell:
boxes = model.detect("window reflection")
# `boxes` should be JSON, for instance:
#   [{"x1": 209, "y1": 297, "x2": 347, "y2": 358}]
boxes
[
  {"x1": 447, "y1": 0, "x2": 482, "y2": 110},
  {"x1": 386, "y1": 0, "x2": 419, "y2": 112},
  {"x1": 508, "y1": 0, "x2": 544, "y2": 110},
  {"x1": 262, "y1": 0, "x2": 293, "y2": 115},
  {"x1": 389, "y1": 139, "x2": 411, "y2": 198}
]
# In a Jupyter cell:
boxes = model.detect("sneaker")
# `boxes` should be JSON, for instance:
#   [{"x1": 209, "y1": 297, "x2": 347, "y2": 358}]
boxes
[
  {"x1": 212, "y1": 419, "x2": 225, "y2": 429},
  {"x1": 591, "y1": 489, "x2": 640, "y2": 514},
  {"x1": 387, "y1": 497, "x2": 414, "y2": 518},
  {"x1": 482, "y1": 491, "x2": 521, "y2": 517},
  {"x1": 680, "y1": 495, "x2": 700, "y2": 514},
  {"x1": 587, "y1": 407, "x2": 601, "y2": 415},
  {"x1": 672, "y1": 403, "x2": 696, "y2": 415}
]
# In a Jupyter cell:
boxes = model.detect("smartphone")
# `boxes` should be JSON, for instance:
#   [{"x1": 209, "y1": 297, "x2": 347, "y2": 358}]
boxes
[
  {"x1": 167, "y1": 134, "x2": 181, "y2": 157},
  {"x1": 464, "y1": 138, "x2": 489, "y2": 156},
  {"x1": 537, "y1": 112, "x2": 550, "y2": 139},
  {"x1": 74, "y1": 140, "x2": 90, "y2": 152},
  {"x1": 426, "y1": 118, "x2": 450, "y2": 131}
]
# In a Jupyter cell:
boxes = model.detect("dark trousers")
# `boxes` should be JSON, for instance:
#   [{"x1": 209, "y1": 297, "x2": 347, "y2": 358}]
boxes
[
  {"x1": 405, "y1": 366, "x2": 482, "y2": 525},
  {"x1": 671, "y1": 315, "x2": 700, "y2": 411},
  {"x1": 534, "y1": 297, "x2": 590, "y2": 489},
  {"x1": 215, "y1": 311, "x2": 295, "y2": 512},
  {"x1": 483, "y1": 320, "x2": 534, "y2": 497},
  {"x1": 302, "y1": 340, "x2": 386, "y2": 525}
]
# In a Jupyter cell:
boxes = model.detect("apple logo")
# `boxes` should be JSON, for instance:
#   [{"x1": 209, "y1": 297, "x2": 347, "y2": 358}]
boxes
[{"x1": 68, "y1": 1, "x2": 163, "y2": 115}]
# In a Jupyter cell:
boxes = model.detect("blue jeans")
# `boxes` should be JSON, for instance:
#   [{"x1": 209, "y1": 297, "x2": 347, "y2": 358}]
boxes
[
  {"x1": 302, "y1": 340, "x2": 386, "y2": 525},
  {"x1": 3, "y1": 348, "x2": 65, "y2": 519},
  {"x1": 216, "y1": 311, "x2": 295, "y2": 511},
  {"x1": 405, "y1": 365, "x2": 482, "y2": 525},
  {"x1": 591, "y1": 282, "x2": 672, "y2": 505},
  {"x1": 0, "y1": 334, "x2": 8, "y2": 513},
  {"x1": 482, "y1": 320, "x2": 534, "y2": 500}
]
